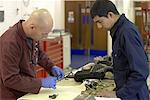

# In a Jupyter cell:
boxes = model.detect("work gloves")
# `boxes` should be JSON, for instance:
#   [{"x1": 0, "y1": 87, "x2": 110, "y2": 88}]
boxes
[
  {"x1": 41, "y1": 66, "x2": 64, "y2": 89},
  {"x1": 51, "y1": 66, "x2": 64, "y2": 80},
  {"x1": 41, "y1": 76, "x2": 57, "y2": 89}
]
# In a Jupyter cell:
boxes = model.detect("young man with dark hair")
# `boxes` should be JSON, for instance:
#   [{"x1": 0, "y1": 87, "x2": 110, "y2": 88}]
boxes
[{"x1": 91, "y1": 0, "x2": 149, "y2": 99}]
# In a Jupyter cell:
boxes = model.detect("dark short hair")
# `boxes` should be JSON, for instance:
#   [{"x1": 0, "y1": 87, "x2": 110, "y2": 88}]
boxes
[{"x1": 90, "y1": 0, "x2": 120, "y2": 19}]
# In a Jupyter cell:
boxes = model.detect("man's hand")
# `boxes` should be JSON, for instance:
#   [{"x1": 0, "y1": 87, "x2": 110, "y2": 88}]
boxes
[
  {"x1": 51, "y1": 66, "x2": 64, "y2": 80},
  {"x1": 96, "y1": 90, "x2": 117, "y2": 98},
  {"x1": 41, "y1": 76, "x2": 57, "y2": 89}
]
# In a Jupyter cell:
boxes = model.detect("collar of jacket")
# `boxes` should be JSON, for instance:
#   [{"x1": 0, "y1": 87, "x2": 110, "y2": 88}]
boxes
[
  {"x1": 17, "y1": 20, "x2": 28, "y2": 40},
  {"x1": 110, "y1": 14, "x2": 126, "y2": 38},
  {"x1": 17, "y1": 20, "x2": 35, "y2": 50}
]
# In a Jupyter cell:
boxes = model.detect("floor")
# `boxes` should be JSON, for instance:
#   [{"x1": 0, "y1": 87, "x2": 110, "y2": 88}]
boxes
[{"x1": 70, "y1": 54, "x2": 95, "y2": 69}]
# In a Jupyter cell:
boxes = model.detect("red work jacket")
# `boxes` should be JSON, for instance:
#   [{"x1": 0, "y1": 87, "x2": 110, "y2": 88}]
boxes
[{"x1": 0, "y1": 20, "x2": 54, "y2": 100}]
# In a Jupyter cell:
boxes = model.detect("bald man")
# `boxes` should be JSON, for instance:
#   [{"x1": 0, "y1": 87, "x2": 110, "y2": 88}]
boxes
[{"x1": 0, "y1": 9, "x2": 64, "y2": 100}]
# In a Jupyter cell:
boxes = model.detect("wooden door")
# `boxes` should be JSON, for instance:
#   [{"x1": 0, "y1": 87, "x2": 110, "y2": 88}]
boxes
[{"x1": 65, "y1": 1, "x2": 107, "y2": 55}]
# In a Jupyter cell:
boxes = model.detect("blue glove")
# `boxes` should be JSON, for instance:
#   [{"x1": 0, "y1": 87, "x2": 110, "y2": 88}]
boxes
[
  {"x1": 51, "y1": 66, "x2": 64, "y2": 80},
  {"x1": 41, "y1": 76, "x2": 57, "y2": 89}
]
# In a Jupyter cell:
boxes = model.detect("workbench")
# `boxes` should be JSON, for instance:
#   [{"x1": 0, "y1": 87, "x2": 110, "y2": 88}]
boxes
[
  {"x1": 18, "y1": 67, "x2": 122, "y2": 100},
  {"x1": 18, "y1": 78, "x2": 121, "y2": 100},
  {"x1": 18, "y1": 79, "x2": 85, "y2": 100}
]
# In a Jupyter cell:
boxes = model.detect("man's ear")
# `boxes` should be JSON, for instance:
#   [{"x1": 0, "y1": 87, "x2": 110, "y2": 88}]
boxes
[
  {"x1": 30, "y1": 24, "x2": 35, "y2": 30},
  {"x1": 107, "y1": 12, "x2": 114, "y2": 18}
]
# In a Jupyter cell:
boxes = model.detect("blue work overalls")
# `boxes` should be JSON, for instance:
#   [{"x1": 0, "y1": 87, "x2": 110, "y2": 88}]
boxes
[{"x1": 111, "y1": 14, "x2": 149, "y2": 100}]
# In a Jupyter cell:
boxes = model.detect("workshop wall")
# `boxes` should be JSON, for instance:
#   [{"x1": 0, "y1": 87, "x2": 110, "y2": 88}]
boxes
[
  {"x1": 0, "y1": 0, "x2": 18, "y2": 36},
  {"x1": 0, "y1": 0, "x2": 64, "y2": 36},
  {"x1": 0, "y1": 0, "x2": 141, "y2": 37}
]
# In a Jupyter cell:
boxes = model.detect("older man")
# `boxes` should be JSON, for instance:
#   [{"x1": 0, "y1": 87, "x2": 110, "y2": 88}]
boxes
[{"x1": 0, "y1": 9, "x2": 64, "y2": 100}]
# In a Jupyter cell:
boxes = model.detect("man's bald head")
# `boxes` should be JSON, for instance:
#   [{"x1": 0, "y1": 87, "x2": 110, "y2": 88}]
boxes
[
  {"x1": 23, "y1": 9, "x2": 53, "y2": 40},
  {"x1": 30, "y1": 9, "x2": 53, "y2": 30}
]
